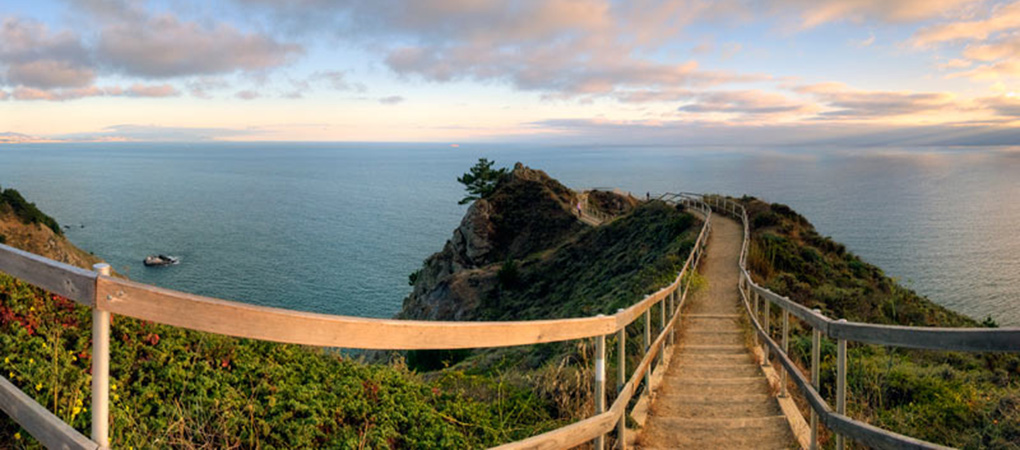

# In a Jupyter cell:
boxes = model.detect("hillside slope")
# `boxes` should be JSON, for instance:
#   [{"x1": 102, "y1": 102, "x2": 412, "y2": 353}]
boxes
[
  {"x1": 0, "y1": 188, "x2": 102, "y2": 270},
  {"x1": 736, "y1": 196, "x2": 1018, "y2": 449}
]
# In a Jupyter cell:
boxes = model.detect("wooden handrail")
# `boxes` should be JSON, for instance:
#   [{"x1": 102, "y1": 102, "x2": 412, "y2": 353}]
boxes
[
  {"x1": 0, "y1": 195, "x2": 714, "y2": 448},
  {"x1": 703, "y1": 193, "x2": 1018, "y2": 450}
]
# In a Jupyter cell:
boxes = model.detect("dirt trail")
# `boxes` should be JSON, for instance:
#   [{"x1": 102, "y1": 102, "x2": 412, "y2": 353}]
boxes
[{"x1": 636, "y1": 215, "x2": 796, "y2": 449}]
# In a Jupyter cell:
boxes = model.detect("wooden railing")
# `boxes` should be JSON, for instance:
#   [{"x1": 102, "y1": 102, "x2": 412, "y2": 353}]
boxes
[
  {"x1": 0, "y1": 195, "x2": 712, "y2": 449},
  {"x1": 685, "y1": 193, "x2": 1020, "y2": 450}
]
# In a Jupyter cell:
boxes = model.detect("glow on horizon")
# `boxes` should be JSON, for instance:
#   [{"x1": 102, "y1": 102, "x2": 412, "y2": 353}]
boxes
[{"x1": 1, "y1": 0, "x2": 1019, "y2": 146}]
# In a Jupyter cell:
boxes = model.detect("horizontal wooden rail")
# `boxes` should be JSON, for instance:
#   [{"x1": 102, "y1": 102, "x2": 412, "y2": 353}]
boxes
[
  {"x1": 96, "y1": 276, "x2": 621, "y2": 350},
  {"x1": 829, "y1": 321, "x2": 1020, "y2": 353},
  {"x1": 0, "y1": 243, "x2": 95, "y2": 306},
  {"x1": 0, "y1": 376, "x2": 97, "y2": 450}
]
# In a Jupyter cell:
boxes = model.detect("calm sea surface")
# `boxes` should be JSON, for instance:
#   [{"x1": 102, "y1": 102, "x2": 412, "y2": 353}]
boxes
[{"x1": 1, "y1": 143, "x2": 1018, "y2": 325}]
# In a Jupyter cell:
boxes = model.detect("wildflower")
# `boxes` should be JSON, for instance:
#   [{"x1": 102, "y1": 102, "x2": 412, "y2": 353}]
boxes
[
  {"x1": 113, "y1": 394, "x2": 120, "y2": 402},
  {"x1": 28, "y1": 358, "x2": 33, "y2": 364},
  {"x1": 3, "y1": 357, "x2": 8, "y2": 363},
  {"x1": 7, "y1": 371, "x2": 12, "y2": 378},
  {"x1": 14, "y1": 432, "x2": 20, "y2": 440},
  {"x1": 29, "y1": 306, "x2": 34, "y2": 311},
  {"x1": 72, "y1": 406, "x2": 81, "y2": 416},
  {"x1": 35, "y1": 382, "x2": 42, "y2": 391},
  {"x1": 111, "y1": 383, "x2": 117, "y2": 391}
]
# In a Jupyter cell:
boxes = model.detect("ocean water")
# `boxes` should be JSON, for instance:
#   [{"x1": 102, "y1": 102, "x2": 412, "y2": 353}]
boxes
[{"x1": 0, "y1": 143, "x2": 1018, "y2": 325}]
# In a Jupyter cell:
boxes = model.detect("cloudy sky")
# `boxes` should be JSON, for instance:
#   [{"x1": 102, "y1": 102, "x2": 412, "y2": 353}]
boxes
[{"x1": 1, "y1": 0, "x2": 1019, "y2": 145}]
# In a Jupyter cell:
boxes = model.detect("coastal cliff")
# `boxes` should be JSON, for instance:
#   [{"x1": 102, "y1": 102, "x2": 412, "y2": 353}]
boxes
[
  {"x1": 400, "y1": 163, "x2": 586, "y2": 320},
  {"x1": 399, "y1": 163, "x2": 684, "y2": 323}
]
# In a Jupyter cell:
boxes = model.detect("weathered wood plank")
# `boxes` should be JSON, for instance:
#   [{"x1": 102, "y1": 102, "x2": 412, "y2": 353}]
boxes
[
  {"x1": 830, "y1": 322, "x2": 1020, "y2": 352},
  {"x1": 96, "y1": 276, "x2": 618, "y2": 349},
  {"x1": 0, "y1": 376, "x2": 97, "y2": 450},
  {"x1": 0, "y1": 244, "x2": 96, "y2": 306}
]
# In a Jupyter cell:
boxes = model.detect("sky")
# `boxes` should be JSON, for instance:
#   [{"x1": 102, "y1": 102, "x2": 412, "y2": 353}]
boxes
[{"x1": 1, "y1": 0, "x2": 1019, "y2": 145}]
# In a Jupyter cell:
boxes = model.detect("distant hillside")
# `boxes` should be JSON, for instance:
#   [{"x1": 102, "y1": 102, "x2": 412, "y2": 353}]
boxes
[{"x1": 0, "y1": 187, "x2": 102, "y2": 269}]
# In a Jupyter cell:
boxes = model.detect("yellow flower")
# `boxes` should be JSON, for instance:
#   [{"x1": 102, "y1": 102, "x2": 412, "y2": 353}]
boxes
[
  {"x1": 28, "y1": 358, "x2": 33, "y2": 364},
  {"x1": 35, "y1": 382, "x2": 42, "y2": 391},
  {"x1": 4, "y1": 357, "x2": 9, "y2": 363},
  {"x1": 7, "y1": 371, "x2": 12, "y2": 378},
  {"x1": 14, "y1": 432, "x2": 20, "y2": 440},
  {"x1": 72, "y1": 356, "x2": 77, "y2": 362},
  {"x1": 111, "y1": 383, "x2": 117, "y2": 391},
  {"x1": 113, "y1": 393, "x2": 120, "y2": 402},
  {"x1": 29, "y1": 306, "x2": 34, "y2": 311}
]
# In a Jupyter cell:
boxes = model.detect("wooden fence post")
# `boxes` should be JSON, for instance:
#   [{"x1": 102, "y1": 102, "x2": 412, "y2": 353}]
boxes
[
  {"x1": 595, "y1": 322, "x2": 606, "y2": 450},
  {"x1": 616, "y1": 309, "x2": 626, "y2": 450},
  {"x1": 644, "y1": 310, "x2": 651, "y2": 394},
  {"x1": 837, "y1": 318, "x2": 847, "y2": 450},
  {"x1": 762, "y1": 295, "x2": 770, "y2": 367},
  {"x1": 781, "y1": 310, "x2": 789, "y2": 398},
  {"x1": 92, "y1": 263, "x2": 111, "y2": 449},
  {"x1": 811, "y1": 309, "x2": 822, "y2": 450}
]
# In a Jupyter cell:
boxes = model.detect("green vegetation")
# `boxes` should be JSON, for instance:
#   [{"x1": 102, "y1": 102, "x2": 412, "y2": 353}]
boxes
[
  {"x1": 478, "y1": 201, "x2": 696, "y2": 321},
  {"x1": 736, "y1": 196, "x2": 1019, "y2": 449},
  {"x1": 0, "y1": 187, "x2": 62, "y2": 235},
  {"x1": 0, "y1": 273, "x2": 568, "y2": 448},
  {"x1": 456, "y1": 158, "x2": 508, "y2": 205}
]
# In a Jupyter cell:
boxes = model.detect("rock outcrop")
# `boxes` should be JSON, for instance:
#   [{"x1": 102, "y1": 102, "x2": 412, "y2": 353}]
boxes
[{"x1": 399, "y1": 163, "x2": 585, "y2": 320}]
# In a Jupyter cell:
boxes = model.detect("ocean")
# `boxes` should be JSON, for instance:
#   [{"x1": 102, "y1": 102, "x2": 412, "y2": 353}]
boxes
[{"x1": 1, "y1": 143, "x2": 1018, "y2": 325}]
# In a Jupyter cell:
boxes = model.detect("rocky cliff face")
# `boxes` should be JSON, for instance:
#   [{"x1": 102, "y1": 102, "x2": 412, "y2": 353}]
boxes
[{"x1": 399, "y1": 163, "x2": 586, "y2": 320}]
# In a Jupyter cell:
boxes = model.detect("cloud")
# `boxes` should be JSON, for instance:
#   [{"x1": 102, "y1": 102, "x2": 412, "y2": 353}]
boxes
[
  {"x1": 235, "y1": 89, "x2": 260, "y2": 100},
  {"x1": 97, "y1": 14, "x2": 303, "y2": 78},
  {"x1": 776, "y1": 0, "x2": 977, "y2": 29},
  {"x1": 311, "y1": 70, "x2": 366, "y2": 91},
  {"x1": 962, "y1": 33, "x2": 1020, "y2": 61},
  {"x1": 10, "y1": 83, "x2": 179, "y2": 101},
  {"x1": 187, "y1": 77, "x2": 230, "y2": 99},
  {"x1": 980, "y1": 95, "x2": 1020, "y2": 117},
  {"x1": 677, "y1": 90, "x2": 816, "y2": 118},
  {"x1": 0, "y1": 18, "x2": 95, "y2": 89},
  {"x1": 912, "y1": 1, "x2": 1020, "y2": 46},
  {"x1": 950, "y1": 60, "x2": 1020, "y2": 80},
  {"x1": 240, "y1": 0, "x2": 766, "y2": 99},
  {"x1": 56, "y1": 124, "x2": 260, "y2": 142},
  {"x1": 378, "y1": 95, "x2": 404, "y2": 105},
  {"x1": 938, "y1": 58, "x2": 973, "y2": 70},
  {"x1": 124, "y1": 83, "x2": 179, "y2": 97},
  {"x1": 795, "y1": 83, "x2": 960, "y2": 118}
]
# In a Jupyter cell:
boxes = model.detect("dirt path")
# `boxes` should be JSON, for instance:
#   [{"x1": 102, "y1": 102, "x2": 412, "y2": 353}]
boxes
[{"x1": 636, "y1": 215, "x2": 797, "y2": 449}]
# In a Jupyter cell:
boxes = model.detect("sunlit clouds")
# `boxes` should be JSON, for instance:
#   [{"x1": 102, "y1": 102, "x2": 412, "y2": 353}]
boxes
[{"x1": 1, "y1": 0, "x2": 1019, "y2": 144}]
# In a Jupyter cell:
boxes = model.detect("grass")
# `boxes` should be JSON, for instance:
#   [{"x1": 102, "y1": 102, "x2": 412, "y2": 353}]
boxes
[{"x1": 736, "y1": 196, "x2": 1020, "y2": 449}]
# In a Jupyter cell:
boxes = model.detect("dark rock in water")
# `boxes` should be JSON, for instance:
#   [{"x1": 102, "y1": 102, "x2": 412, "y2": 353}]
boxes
[{"x1": 144, "y1": 254, "x2": 179, "y2": 267}]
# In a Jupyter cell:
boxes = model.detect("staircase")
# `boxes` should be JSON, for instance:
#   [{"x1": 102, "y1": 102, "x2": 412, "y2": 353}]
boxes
[{"x1": 636, "y1": 214, "x2": 797, "y2": 449}]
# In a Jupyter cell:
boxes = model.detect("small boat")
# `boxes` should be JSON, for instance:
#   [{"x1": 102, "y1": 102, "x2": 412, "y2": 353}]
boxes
[{"x1": 143, "y1": 254, "x2": 179, "y2": 267}]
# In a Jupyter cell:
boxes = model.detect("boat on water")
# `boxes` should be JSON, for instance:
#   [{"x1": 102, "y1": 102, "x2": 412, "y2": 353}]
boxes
[{"x1": 143, "y1": 254, "x2": 179, "y2": 267}]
